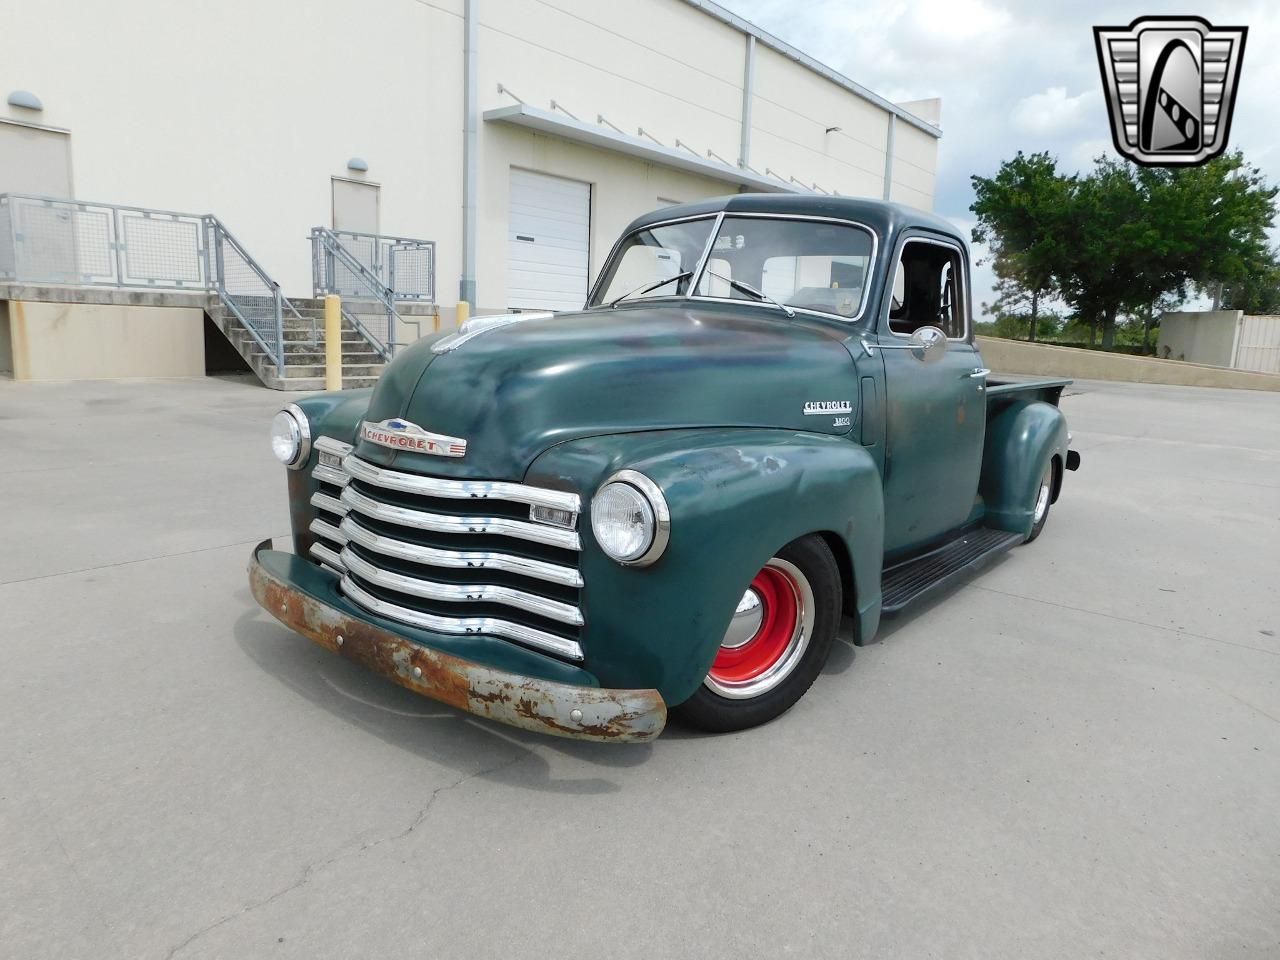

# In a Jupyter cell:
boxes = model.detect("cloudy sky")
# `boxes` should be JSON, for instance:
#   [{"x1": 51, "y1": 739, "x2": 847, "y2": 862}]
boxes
[{"x1": 719, "y1": 0, "x2": 1278, "y2": 314}]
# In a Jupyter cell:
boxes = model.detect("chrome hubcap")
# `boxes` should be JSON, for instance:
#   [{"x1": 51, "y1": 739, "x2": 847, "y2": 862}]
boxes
[
  {"x1": 1033, "y1": 466, "x2": 1052, "y2": 524},
  {"x1": 722, "y1": 589, "x2": 764, "y2": 649},
  {"x1": 705, "y1": 557, "x2": 814, "y2": 700}
]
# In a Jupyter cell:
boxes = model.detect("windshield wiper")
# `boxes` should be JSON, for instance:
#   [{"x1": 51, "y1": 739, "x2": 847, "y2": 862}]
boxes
[
  {"x1": 609, "y1": 271, "x2": 693, "y2": 308},
  {"x1": 704, "y1": 271, "x2": 796, "y2": 318}
]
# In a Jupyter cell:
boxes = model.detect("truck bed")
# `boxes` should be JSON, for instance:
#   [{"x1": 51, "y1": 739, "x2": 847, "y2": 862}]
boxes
[{"x1": 985, "y1": 376, "x2": 1071, "y2": 409}]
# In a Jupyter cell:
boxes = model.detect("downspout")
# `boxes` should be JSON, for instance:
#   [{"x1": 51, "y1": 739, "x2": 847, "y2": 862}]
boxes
[
  {"x1": 460, "y1": 0, "x2": 479, "y2": 310},
  {"x1": 882, "y1": 113, "x2": 895, "y2": 201},
  {"x1": 739, "y1": 34, "x2": 755, "y2": 170}
]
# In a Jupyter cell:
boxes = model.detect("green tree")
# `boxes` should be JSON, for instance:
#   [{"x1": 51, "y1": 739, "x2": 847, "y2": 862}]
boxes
[
  {"x1": 1148, "y1": 153, "x2": 1278, "y2": 306},
  {"x1": 1218, "y1": 247, "x2": 1280, "y2": 313},
  {"x1": 972, "y1": 150, "x2": 1278, "y2": 351},
  {"x1": 970, "y1": 152, "x2": 1073, "y2": 342},
  {"x1": 1054, "y1": 158, "x2": 1160, "y2": 349}
]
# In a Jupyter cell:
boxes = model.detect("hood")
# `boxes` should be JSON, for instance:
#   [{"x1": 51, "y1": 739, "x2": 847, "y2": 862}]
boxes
[{"x1": 358, "y1": 303, "x2": 860, "y2": 480}]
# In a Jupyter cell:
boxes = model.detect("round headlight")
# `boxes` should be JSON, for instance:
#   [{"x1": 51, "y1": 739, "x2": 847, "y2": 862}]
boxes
[
  {"x1": 590, "y1": 471, "x2": 670, "y2": 566},
  {"x1": 270, "y1": 405, "x2": 310, "y2": 469}
]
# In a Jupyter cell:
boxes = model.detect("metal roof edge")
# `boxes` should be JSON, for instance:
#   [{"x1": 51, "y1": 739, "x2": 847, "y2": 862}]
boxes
[
  {"x1": 677, "y1": 0, "x2": 943, "y2": 139},
  {"x1": 483, "y1": 103, "x2": 807, "y2": 192}
]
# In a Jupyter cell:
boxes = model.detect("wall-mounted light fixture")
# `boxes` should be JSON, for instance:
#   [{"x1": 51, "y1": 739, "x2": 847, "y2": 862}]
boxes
[
  {"x1": 346, "y1": 157, "x2": 369, "y2": 173},
  {"x1": 7, "y1": 90, "x2": 43, "y2": 111}
]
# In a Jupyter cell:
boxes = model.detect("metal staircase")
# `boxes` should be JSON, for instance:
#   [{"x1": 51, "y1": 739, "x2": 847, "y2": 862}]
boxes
[
  {"x1": 207, "y1": 296, "x2": 387, "y2": 390},
  {"x1": 0, "y1": 193, "x2": 401, "y2": 390}
]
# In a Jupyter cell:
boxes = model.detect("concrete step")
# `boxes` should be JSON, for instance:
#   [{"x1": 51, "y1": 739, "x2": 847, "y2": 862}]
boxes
[
  {"x1": 206, "y1": 301, "x2": 389, "y2": 391},
  {"x1": 273, "y1": 363, "x2": 385, "y2": 379},
  {"x1": 281, "y1": 329, "x2": 368, "y2": 342},
  {"x1": 267, "y1": 375, "x2": 383, "y2": 392},
  {"x1": 254, "y1": 350, "x2": 385, "y2": 366}
]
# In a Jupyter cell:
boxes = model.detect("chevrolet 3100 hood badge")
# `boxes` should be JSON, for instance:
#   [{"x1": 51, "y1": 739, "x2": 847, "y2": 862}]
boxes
[
  {"x1": 360, "y1": 419, "x2": 467, "y2": 457},
  {"x1": 1094, "y1": 16, "x2": 1247, "y2": 167}
]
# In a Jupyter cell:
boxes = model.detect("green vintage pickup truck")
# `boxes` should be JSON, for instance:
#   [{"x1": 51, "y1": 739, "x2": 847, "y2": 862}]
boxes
[{"x1": 250, "y1": 194, "x2": 1079, "y2": 742}]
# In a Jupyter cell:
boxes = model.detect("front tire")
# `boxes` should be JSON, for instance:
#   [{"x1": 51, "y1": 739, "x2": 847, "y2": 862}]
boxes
[
  {"x1": 1024, "y1": 460, "x2": 1055, "y2": 543},
  {"x1": 673, "y1": 534, "x2": 842, "y2": 733}
]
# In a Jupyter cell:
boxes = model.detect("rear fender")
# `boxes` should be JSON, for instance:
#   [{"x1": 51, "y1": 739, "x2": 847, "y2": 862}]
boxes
[
  {"x1": 980, "y1": 400, "x2": 1068, "y2": 538},
  {"x1": 527, "y1": 428, "x2": 884, "y2": 706}
]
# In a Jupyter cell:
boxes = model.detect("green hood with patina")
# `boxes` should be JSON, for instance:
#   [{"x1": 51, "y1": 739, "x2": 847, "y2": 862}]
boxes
[{"x1": 357, "y1": 301, "x2": 861, "y2": 481}]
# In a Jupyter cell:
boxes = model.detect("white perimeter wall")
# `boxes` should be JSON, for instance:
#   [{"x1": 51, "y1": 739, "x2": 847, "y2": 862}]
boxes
[
  {"x1": 1, "y1": 0, "x2": 938, "y2": 318},
  {"x1": 1157, "y1": 311, "x2": 1242, "y2": 367}
]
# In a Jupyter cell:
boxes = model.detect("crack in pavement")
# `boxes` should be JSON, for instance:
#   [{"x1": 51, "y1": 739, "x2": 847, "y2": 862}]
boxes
[
  {"x1": 163, "y1": 753, "x2": 526, "y2": 959},
  {"x1": 0, "y1": 534, "x2": 294, "y2": 588},
  {"x1": 974, "y1": 584, "x2": 1280, "y2": 658}
]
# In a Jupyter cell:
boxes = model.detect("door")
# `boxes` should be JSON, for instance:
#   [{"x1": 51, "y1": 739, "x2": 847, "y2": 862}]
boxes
[
  {"x1": 0, "y1": 121, "x2": 73, "y2": 197},
  {"x1": 1, "y1": 122, "x2": 76, "y2": 282},
  {"x1": 507, "y1": 169, "x2": 591, "y2": 312},
  {"x1": 331, "y1": 178, "x2": 380, "y2": 234},
  {"x1": 877, "y1": 236, "x2": 987, "y2": 557}
]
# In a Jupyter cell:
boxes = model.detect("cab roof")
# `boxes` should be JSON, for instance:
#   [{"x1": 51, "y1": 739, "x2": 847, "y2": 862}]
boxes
[{"x1": 624, "y1": 193, "x2": 965, "y2": 252}]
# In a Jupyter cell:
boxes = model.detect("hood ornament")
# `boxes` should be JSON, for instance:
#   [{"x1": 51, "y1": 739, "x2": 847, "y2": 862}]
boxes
[
  {"x1": 433, "y1": 311, "x2": 554, "y2": 354},
  {"x1": 360, "y1": 419, "x2": 467, "y2": 458}
]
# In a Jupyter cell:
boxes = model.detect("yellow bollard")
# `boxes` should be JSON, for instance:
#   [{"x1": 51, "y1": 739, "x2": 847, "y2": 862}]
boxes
[
  {"x1": 324, "y1": 294, "x2": 342, "y2": 391},
  {"x1": 455, "y1": 300, "x2": 470, "y2": 328}
]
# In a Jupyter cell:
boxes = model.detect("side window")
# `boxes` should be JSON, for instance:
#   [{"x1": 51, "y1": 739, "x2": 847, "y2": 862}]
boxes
[{"x1": 887, "y1": 241, "x2": 966, "y2": 339}]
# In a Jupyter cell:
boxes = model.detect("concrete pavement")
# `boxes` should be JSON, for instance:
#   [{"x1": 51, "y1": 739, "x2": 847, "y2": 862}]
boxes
[{"x1": 2, "y1": 374, "x2": 1277, "y2": 959}]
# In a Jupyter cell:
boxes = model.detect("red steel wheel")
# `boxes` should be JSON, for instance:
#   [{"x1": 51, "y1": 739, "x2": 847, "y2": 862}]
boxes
[
  {"x1": 703, "y1": 557, "x2": 814, "y2": 699},
  {"x1": 673, "y1": 534, "x2": 842, "y2": 733}
]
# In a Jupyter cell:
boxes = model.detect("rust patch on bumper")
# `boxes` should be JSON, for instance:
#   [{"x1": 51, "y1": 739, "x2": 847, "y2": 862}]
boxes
[{"x1": 248, "y1": 541, "x2": 666, "y2": 742}]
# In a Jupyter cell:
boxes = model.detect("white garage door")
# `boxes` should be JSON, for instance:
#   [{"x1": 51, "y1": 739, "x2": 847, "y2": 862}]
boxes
[{"x1": 507, "y1": 169, "x2": 591, "y2": 312}]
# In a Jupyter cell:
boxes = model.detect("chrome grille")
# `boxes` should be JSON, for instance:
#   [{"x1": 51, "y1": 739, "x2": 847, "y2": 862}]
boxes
[{"x1": 307, "y1": 436, "x2": 584, "y2": 661}]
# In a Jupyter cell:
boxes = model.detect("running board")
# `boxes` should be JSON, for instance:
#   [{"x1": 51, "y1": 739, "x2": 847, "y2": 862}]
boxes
[{"x1": 881, "y1": 527, "x2": 1023, "y2": 614}]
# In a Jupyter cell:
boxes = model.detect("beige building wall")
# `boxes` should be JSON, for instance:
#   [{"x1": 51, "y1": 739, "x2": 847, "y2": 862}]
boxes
[
  {"x1": 475, "y1": 126, "x2": 743, "y2": 314},
  {"x1": 5, "y1": 301, "x2": 204, "y2": 380},
  {"x1": 1, "y1": 0, "x2": 466, "y2": 299},
  {"x1": 889, "y1": 122, "x2": 940, "y2": 209},
  {"x1": 1, "y1": 0, "x2": 940, "y2": 333},
  {"x1": 751, "y1": 45, "x2": 892, "y2": 199}
]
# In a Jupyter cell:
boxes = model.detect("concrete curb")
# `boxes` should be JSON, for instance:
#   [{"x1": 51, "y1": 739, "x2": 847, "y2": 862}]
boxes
[{"x1": 977, "y1": 336, "x2": 1280, "y2": 392}]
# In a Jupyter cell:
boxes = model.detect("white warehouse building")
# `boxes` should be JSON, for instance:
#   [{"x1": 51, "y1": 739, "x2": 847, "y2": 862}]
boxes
[{"x1": 0, "y1": 0, "x2": 941, "y2": 387}]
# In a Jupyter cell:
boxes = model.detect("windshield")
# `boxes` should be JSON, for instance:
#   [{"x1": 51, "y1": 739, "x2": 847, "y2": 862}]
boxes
[
  {"x1": 695, "y1": 216, "x2": 874, "y2": 319},
  {"x1": 590, "y1": 217, "x2": 716, "y2": 306},
  {"x1": 592, "y1": 213, "x2": 877, "y2": 319}
]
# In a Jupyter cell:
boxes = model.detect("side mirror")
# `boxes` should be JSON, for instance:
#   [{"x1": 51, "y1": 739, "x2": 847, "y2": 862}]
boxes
[
  {"x1": 911, "y1": 326, "x2": 948, "y2": 364},
  {"x1": 858, "y1": 325, "x2": 951, "y2": 362}
]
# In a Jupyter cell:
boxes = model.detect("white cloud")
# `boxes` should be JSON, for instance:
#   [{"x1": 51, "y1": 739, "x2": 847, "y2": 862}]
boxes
[
  {"x1": 720, "y1": 0, "x2": 1280, "y2": 313},
  {"x1": 1065, "y1": 138, "x2": 1113, "y2": 174},
  {"x1": 1010, "y1": 87, "x2": 1097, "y2": 135}
]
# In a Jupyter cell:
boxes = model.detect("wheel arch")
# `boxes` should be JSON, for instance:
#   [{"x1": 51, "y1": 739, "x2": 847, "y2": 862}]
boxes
[
  {"x1": 980, "y1": 400, "x2": 1068, "y2": 539},
  {"x1": 526, "y1": 428, "x2": 886, "y2": 702},
  {"x1": 815, "y1": 530, "x2": 859, "y2": 629}
]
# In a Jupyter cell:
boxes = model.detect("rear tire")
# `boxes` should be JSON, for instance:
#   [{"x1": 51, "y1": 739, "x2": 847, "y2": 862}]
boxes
[
  {"x1": 673, "y1": 534, "x2": 842, "y2": 733},
  {"x1": 1024, "y1": 461, "x2": 1055, "y2": 543}
]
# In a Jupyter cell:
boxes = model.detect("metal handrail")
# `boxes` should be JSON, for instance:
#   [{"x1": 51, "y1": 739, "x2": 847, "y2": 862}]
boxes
[
  {"x1": 206, "y1": 217, "x2": 315, "y2": 375},
  {"x1": 311, "y1": 227, "x2": 418, "y2": 360},
  {"x1": 0, "y1": 192, "x2": 311, "y2": 377},
  {"x1": 310, "y1": 226, "x2": 435, "y2": 302}
]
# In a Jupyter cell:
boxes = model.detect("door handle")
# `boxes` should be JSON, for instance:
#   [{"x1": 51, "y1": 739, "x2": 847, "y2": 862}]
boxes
[{"x1": 967, "y1": 368, "x2": 991, "y2": 378}]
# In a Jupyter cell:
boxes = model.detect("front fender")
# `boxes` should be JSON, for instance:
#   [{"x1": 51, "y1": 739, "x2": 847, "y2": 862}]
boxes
[
  {"x1": 980, "y1": 400, "x2": 1068, "y2": 538},
  {"x1": 527, "y1": 428, "x2": 884, "y2": 706}
]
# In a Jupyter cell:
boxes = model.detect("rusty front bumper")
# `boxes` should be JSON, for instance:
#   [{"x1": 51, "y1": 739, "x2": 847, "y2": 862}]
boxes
[{"x1": 248, "y1": 540, "x2": 666, "y2": 742}]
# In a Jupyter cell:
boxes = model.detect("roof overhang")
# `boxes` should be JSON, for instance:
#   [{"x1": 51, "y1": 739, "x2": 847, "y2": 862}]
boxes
[{"x1": 483, "y1": 103, "x2": 801, "y2": 193}]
